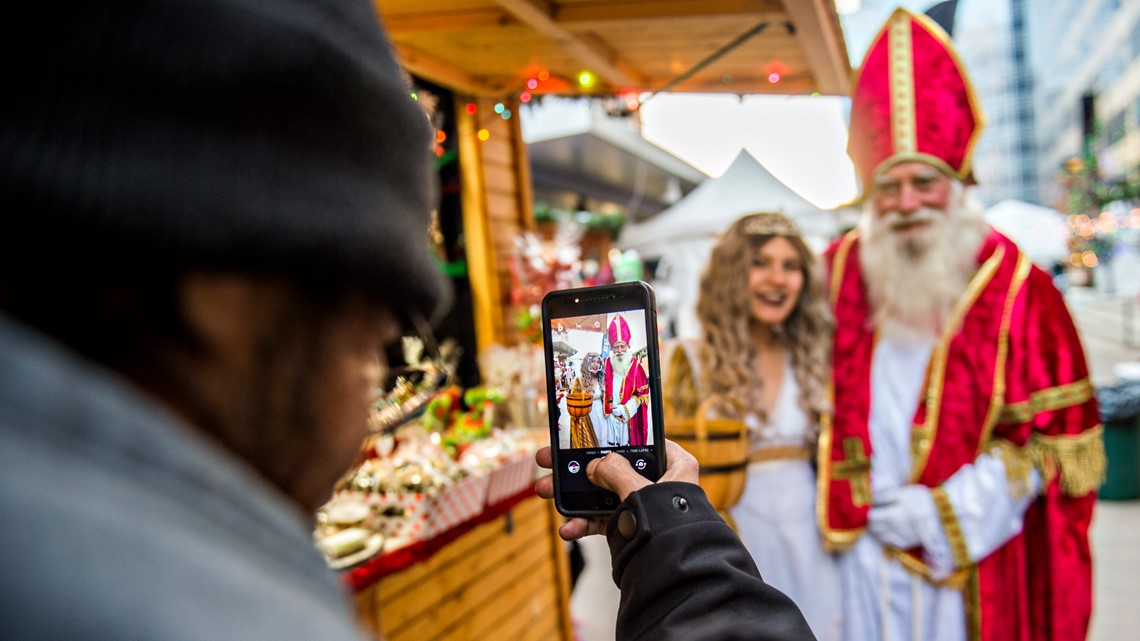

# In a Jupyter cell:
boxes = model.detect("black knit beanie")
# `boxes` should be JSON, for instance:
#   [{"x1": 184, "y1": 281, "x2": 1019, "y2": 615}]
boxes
[{"x1": 0, "y1": 0, "x2": 451, "y2": 323}]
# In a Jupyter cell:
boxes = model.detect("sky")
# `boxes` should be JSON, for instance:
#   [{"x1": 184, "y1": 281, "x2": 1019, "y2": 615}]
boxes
[
  {"x1": 637, "y1": 0, "x2": 936, "y2": 210},
  {"x1": 639, "y1": 93, "x2": 859, "y2": 210}
]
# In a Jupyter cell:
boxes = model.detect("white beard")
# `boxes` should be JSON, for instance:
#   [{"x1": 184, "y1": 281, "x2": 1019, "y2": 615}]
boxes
[
  {"x1": 858, "y1": 183, "x2": 990, "y2": 340},
  {"x1": 609, "y1": 351, "x2": 632, "y2": 375}
]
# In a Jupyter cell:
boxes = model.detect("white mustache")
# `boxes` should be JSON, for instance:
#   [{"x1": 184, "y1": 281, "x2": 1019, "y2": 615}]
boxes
[{"x1": 880, "y1": 207, "x2": 942, "y2": 229}]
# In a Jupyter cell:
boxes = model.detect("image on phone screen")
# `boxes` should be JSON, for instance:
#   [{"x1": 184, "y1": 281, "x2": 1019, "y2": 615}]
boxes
[{"x1": 548, "y1": 309, "x2": 659, "y2": 505}]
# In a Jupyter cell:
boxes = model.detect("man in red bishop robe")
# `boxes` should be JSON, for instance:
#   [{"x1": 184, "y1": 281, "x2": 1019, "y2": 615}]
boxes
[
  {"x1": 817, "y1": 9, "x2": 1105, "y2": 641},
  {"x1": 603, "y1": 314, "x2": 650, "y2": 447}
]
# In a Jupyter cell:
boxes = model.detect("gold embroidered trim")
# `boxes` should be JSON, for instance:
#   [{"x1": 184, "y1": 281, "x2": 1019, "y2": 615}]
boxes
[
  {"x1": 986, "y1": 438, "x2": 1037, "y2": 500},
  {"x1": 1029, "y1": 425, "x2": 1106, "y2": 497},
  {"x1": 875, "y1": 152, "x2": 958, "y2": 180},
  {"x1": 886, "y1": 547, "x2": 969, "y2": 590},
  {"x1": 964, "y1": 569, "x2": 982, "y2": 641},
  {"x1": 931, "y1": 486, "x2": 971, "y2": 569},
  {"x1": 817, "y1": 410, "x2": 865, "y2": 550},
  {"x1": 911, "y1": 245, "x2": 1005, "y2": 482},
  {"x1": 905, "y1": 10, "x2": 987, "y2": 183},
  {"x1": 829, "y1": 230, "x2": 859, "y2": 305},
  {"x1": 998, "y1": 379, "x2": 1095, "y2": 425},
  {"x1": 888, "y1": 13, "x2": 917, "y2": 155},
  {"x1": 979, "y1": 252, "x2": 1031, "y2": 453}
]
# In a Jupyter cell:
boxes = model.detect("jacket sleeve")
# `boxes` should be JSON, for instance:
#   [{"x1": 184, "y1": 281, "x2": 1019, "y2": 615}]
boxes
[{"x1": 608, "y1": 482, "x2": 817, "y2": 641}]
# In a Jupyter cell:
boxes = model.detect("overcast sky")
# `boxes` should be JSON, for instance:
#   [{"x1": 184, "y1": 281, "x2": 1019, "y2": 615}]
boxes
[{"x1": 638, "y1": 0, "x2": 938, "y2": 209}]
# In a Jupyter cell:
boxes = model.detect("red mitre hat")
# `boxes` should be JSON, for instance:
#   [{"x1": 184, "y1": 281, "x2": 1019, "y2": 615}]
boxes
[
  {"x1": 608, "y1": 314, "x2": 631, "y2": 346},
  {"x1": 847, "y1": 8, "x2": 984, "y2": 188}
]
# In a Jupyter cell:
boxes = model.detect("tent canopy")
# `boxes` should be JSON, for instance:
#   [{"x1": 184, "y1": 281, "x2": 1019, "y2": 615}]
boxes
[
  {"x1": 618, "y1": 150, "x2": 835, "y2": 257},
  {"x1": 984, "y1": 199, "x2": 1070, "y2": 268}
]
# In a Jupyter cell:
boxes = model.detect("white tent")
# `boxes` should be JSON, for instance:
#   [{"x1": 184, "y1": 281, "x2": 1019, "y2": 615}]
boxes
[
  {"x1": 984, "y1": 199, "x2": 1070, "y2": 269},
  {"x1": 618, "y1": 150, "x2": 838, "y2": 339},
  {"x1": 619, "y1": 150, "x2": 836, "y2": 257}
]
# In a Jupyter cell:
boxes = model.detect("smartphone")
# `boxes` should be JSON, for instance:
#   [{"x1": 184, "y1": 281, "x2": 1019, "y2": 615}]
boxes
[{"x1": 541, "y1": 281, "x2": 666, "y2": 517}]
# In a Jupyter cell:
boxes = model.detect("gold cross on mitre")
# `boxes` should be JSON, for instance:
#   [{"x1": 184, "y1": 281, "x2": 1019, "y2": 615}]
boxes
[{"x1": 833, "y1": 437, "x2": 872, "y2": 506}]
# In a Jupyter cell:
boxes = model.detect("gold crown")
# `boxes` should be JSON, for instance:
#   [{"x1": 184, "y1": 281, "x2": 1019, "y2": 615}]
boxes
[{"x1": 736, "y1": 212, "x2": 801, "y2": 237}]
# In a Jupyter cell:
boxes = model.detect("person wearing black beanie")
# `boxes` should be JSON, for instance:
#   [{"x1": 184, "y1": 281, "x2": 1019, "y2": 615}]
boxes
[{"x1": 0, "y1": 1, "x2": 450, "y2": 639}]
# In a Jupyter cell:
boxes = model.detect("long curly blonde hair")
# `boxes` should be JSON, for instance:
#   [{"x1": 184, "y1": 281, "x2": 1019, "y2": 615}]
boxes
[
  {"x1": 695, "y1": 213, "x2": 832, "y2": 441},
  {"x1": 578, "y1": 352, "x2": 602, "y2": 391}
]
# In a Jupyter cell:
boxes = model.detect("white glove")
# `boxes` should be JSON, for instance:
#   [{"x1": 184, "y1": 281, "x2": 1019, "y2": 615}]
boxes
[
  {"x1": 611, "y1": 405, "x2": 626, "y2": 419},
  {"x1": 867, "y1": 485, "x2": 937, "y2": 550}
]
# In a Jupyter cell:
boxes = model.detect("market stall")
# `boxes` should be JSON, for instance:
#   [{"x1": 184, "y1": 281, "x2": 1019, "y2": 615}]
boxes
[{"x1": 310, "y1": 336, "x2": 565, "y2": 640}]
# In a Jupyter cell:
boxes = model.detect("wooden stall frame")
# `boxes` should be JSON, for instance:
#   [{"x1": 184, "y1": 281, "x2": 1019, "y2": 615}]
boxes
[{"x1": 455, "y1": 95, "x2": 536, "y2": 350}]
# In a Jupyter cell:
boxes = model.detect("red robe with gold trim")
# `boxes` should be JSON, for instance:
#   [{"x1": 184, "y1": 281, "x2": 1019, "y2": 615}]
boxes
[
  {"x1": 605, "y1": 358, "x2": 650, "y2": 446},
  {"x1": 819, "y1": 229, "x2": 1103, "y2": 641}
]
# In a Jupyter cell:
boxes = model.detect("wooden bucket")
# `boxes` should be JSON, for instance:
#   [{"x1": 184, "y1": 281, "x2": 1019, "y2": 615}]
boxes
[
  {"x1": 666, "y1": 398, "x2": 749, "y2": 511},
  {"x1": 662, "y1": 343, "x2": 749, "y2": 511},
  {"x1": 565, "y1": 392, "x2": 593, "y2": 418}
]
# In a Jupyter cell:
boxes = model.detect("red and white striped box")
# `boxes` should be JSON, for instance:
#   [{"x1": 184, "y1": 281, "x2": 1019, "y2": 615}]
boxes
[
  {"x1": 340, "y1": 472, "x2": 489, "y2": 543},
  {"x1": 485, "y1": 453, "x2": 536, "y2": 507},
  {"x1": 424, "y1": 472, "x2": 489, "y2": 538}
]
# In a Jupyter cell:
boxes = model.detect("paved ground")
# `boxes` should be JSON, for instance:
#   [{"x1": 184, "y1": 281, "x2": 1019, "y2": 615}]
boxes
[
  {"x1": 569, "y1": 288, "x2": 1140, "y2": 641},
  {"x1": 1066, "y1": 290, "x2": 1140, "y2": 641}
]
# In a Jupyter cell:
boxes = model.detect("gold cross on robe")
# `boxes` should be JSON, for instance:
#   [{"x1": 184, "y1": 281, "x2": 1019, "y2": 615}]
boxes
[{"x1": 833, "y1": 437, "x2": 872, "y2": 506}]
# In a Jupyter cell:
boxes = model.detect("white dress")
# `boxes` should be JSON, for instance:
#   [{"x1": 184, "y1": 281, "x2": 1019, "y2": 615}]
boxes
[{"x1": 729, "y1": 359, "x2": 843, "y2": 641}]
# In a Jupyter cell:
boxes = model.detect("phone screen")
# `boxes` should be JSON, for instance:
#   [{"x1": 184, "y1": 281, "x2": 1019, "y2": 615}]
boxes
[{"x1": 542, "y1": 283, "x2": 664, "y2": 516}]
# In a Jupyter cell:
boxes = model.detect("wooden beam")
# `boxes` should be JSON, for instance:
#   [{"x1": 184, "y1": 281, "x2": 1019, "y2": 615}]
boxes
[
  {"x1": 648, "y1": 73, "x2": 816, "y2": 95},
  {"x1": 392, "y1": 43, "x2": 507, "y2": 96},
  {"x1": 382, "y1": 8, "x2": 515, "y2": 33},
  {"x1": 555, "y1": 0, "x2": 783, "y2": 28},
  {"x1": 494, "y1": 0, "x2": 645, "y2": 88},
  {"x1": 506, "y1": 96, "x2": 538, "y2": 233},
  {"x1": 782, "y1": 0, "x2": 851, "y2": 95},
  {"x1": 455, "y1": 98, "x2": 505, "y2": 351}
]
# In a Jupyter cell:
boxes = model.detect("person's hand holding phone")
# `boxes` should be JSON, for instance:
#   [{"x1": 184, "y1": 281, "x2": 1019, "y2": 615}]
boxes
[{"x1": 534, "y1": 439, "x2": 700, "y2": 541}]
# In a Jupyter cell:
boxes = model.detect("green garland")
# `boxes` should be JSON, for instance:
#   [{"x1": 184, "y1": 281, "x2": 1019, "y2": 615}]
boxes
[{"x1": 534, "y1": 202, "x2": 627, "y2": 238}]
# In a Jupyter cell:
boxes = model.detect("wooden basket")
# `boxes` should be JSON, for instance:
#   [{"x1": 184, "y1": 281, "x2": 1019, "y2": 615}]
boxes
[
  {"x1": 565, "y1": 392, "x2": 593, "y2": 418},
  {"x1": 662, "y1": 343, "x2": 749, "y2": 512}
]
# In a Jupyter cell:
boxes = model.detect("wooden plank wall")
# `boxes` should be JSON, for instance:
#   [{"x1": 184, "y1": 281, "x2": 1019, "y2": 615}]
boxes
[
  {"x1": 354, "y1": 496, "x2": 573, "y2": 641},
  {"x1": 455, "y1": 96, "x2": 535, "y2": 350}
]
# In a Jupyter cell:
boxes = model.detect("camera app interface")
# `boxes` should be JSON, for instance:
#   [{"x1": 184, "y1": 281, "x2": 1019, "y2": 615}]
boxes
[{"x1": 549, "y1": 310, "x2": 657, "y2": 493}]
